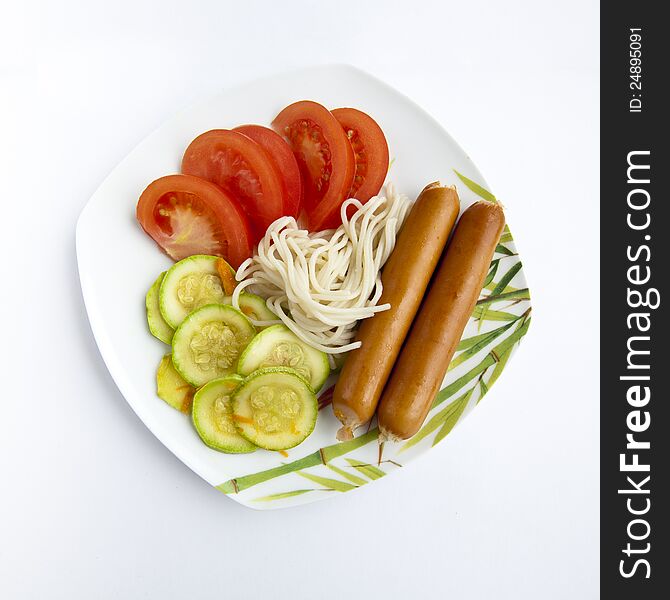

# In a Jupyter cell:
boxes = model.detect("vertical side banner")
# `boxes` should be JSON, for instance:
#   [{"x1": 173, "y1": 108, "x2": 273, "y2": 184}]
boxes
[{"x1": 601, "y1": 4, "x2": 668, "y2": 597}]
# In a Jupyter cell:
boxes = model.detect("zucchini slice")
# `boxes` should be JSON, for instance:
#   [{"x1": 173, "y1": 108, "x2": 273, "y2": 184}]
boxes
[
  {"x1": 237, "y1": 324, "x2": 329, "y2": 391},
  {"x1": 172, "y1": 304, "x2": 256, "y2": 387},
  {"x1": 159, "y1": 255, "x2": 234, "y2": 329},
  {"x1": 192, "y1": 375, "x2": 256, "y2": 453},
  {"x1": 156, "y1": 354, "x2": 194, "y2": 413},
  {"x1": 146, "y1": 272, "x2": 174, "y2": 344},
  {"x1": 232, "y1": 367, "x2": 317, "y2": 450},
  {"x1": 224, "y1": 293, "x2": 277, "y2": 326}
]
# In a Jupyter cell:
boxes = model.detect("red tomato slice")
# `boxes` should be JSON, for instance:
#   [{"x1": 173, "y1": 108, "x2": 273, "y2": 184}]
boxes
[
  {"x1": 272, "y1": 101, "x2": 355, "y2": 231},
  {"x1": 136, "y1": 174, "x2": 253, "y2": 268},
  {"x1": 234, "y1": 124, "x2": 302, "y2": 218},
  {"x1": 181, "y1": 130, "x2": 285, "y2": 241},
  {"x1": 331, "y1": 108, "x2": 389, "y2": 203}
]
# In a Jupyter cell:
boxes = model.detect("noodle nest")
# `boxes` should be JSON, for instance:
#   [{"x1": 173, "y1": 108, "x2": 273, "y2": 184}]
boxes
[{"x1": 233, "y1": 185, "x2": 412, "y2": 354}]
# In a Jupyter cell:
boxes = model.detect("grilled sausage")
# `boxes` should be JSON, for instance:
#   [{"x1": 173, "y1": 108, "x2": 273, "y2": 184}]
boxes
[
  {"x1": 377, "y1": 200, "x2": 505, "y2": 442},
  {"x1": 332, "y1": 183, "x2": 460, "y2": 440}
]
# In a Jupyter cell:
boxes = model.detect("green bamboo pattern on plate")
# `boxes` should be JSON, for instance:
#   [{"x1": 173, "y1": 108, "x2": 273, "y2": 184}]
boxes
[{"x1": 215, "y1": 171, "x2": 531, "y2": 507}]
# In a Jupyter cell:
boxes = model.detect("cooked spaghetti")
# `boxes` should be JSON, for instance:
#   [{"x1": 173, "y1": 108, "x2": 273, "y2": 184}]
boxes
[{"x1": 233, "y1": 185, "x2": 412, "y2": 354}]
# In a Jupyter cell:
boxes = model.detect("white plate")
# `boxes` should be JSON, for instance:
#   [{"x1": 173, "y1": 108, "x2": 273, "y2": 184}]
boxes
[{"x1": 76, "y1": 64, "x2": 531, "y2": 509}]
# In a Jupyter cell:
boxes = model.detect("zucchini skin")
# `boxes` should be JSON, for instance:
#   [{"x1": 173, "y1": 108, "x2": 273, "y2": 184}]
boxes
[{"x1": 146, "y1": 272, "x2": 174, "y2": 344}]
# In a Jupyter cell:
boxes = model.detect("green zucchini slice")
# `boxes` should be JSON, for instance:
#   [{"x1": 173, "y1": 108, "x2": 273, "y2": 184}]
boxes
[
  {"x1": 159, "y1": 255, "x2": 233, "y2": 329},
  {"x1": 232, "y1": 367, "x2": 317, "y2": 450},
  {"x1": 156, "y1": 354, "x2": 194, "y2": 413},
  {"x1": 146, "y1": 272, "x2": 174, "y2": 344},
  {"x1": 171, "y1": 304, "x2": 256, "y2": 387},
  {"x1": 237, "y1": 324, "x2": 329, "y2": 391},
  {"x1": 192, "y1": 376, "x2": 256, "y2": 453}
]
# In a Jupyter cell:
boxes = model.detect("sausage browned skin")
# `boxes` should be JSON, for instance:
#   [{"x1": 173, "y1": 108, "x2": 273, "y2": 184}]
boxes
[
  {"x1": 377, "y1": 200, "x2": 505, "y2": 442},
  {"x1": 332, "y1": 183, "x2": 460, "y2": 440}
]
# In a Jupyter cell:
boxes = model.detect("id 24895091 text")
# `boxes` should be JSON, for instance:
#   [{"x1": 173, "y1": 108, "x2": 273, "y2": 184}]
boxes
[{"x1": 629, "y1": 29, "x2": 643, "y2": 113}]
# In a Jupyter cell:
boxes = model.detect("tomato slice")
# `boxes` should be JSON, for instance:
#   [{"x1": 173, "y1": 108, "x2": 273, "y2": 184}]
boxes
[
  {"x1": 181, "y1": 130, "x2": 285, "y2": 241},
  {"x1": 272, "y1": 101, "x2": 355, "y2": 231},
  {"x1": 331, "y1": 108, "x2": 389, "y2": 203},
  {"x1": 136, "y1": 174, "x2": 253, "y2": 268},
  {"x1": 234, "y1": 124, "x2": 302, "y2": 218}
]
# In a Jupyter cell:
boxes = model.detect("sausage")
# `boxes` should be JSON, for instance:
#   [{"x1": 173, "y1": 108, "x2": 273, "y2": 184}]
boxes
[
  {"x1": 377, "y1": 200, "x2": 505, "y2": 442},
  {"x1": 332, "y1": 183, "x2": 460, "y2": 440}
]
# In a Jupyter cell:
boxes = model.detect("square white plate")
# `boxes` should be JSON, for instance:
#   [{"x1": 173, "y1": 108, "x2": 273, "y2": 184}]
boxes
[{"x1": 76, "y1": 64, "x2": 530, "y2": 509}]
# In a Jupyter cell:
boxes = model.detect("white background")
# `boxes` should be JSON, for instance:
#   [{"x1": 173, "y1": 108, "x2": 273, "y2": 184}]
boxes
[{"x1": 0, "y1": 1, "x2": 599, "y2": 598}]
